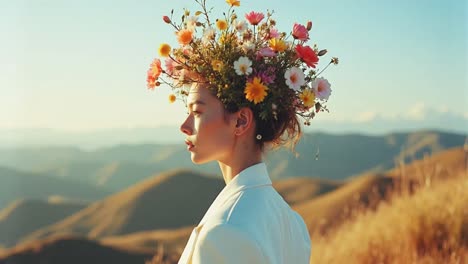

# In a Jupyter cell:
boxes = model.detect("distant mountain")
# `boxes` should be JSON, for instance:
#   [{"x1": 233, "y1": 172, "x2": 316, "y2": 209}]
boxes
[
  {"x1": 0, "y1": 167, "x2": 112, "y2": 210},
  {"x1": 1, "y1": 131, "x2": 465, "y2": 189},
  {"x1": 0, "y1": 198, "x2": 88, "y2": 247},
  {"x1": 265, "y1": 130, "x2": 466, "y2": 180},
  {"x1": 20, "y1": 169, "x2": 224, "y2": 244}
]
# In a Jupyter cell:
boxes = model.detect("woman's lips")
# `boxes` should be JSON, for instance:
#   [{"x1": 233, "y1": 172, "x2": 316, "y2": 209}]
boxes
[{"x1": 185, "y1": 139, "x2": 195, "y2": 151}]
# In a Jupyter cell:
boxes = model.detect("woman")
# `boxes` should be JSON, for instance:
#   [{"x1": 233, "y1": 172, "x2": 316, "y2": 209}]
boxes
[
  {"x1": 177, "y1": 82, "x2": 311, "y2": 264},
  {"x1": 146, "y1": 1, "x2": 337, "y2": 263}
]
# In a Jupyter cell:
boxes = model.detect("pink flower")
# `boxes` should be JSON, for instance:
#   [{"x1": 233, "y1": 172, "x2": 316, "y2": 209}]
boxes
[
  {"x1": 311, "y1": 77, "x2": 332, "y2": 100},
  {"x1": 292, "y1": 23, "x2": 309, "y2": 41},
  {"x1": 268, "y1": 27, "x2": 280, "y2": 39},
  {"x1": 149, "y1": 59, "x2": 163, "y2": 78},
  {"x1": 245, "y1": 11, "x2": 265, "y2": 25},
  {"x1": 295, "y1": 45, "x2": 319, "y2": 68},
  {"x1": 146, "y1": 70, "x2": 157, "y2": 89},
  {"x1": 257, "y1": 47, "x2": 276, "y2": 58},
  {"x1": 164, "y1": 58, "x2": 178, "y2": 76},
  {"x1": 254, "y1": 67, "x2": 276, "y2": 84}
]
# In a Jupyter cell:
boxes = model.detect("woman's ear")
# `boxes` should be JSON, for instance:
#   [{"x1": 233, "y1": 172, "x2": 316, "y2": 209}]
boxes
[{"x1": 234, "y1": 107, "x2": 254, "y2": 136}]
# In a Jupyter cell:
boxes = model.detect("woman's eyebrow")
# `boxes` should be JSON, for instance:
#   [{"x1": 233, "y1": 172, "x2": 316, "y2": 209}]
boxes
[{"x1": 187, "y1": 100, "x2": 206, "y2": 108}]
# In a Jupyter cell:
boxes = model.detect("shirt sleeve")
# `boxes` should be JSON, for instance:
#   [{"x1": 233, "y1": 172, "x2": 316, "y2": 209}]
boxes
[{"x1": 191, "y1": 223, "x2": 267, "y2": 264}]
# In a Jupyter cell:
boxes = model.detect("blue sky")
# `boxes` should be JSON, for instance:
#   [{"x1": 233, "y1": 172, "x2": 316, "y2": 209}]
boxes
[{"x1": 1, "y1": 0, "x2": 466, "y2": 133}]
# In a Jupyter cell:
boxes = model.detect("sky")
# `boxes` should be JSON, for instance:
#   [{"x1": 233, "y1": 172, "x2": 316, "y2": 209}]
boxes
[{"x1": 1, "y1": 0, "x2": 467, "y2": 134}]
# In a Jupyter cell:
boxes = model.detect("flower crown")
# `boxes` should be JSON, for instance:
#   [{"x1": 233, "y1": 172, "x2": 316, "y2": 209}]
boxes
[{"x1": 146, "y1": 0, "x2": 338, "y2": 125}]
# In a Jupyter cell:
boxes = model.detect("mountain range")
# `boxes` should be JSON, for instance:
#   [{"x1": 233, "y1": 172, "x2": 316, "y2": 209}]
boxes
[
  {"x1": 0, "y1": 130, "x2": 466, "y2": 261},
  {"x1": 0, "y1": 141, "x2": 466, "y2": 263}
]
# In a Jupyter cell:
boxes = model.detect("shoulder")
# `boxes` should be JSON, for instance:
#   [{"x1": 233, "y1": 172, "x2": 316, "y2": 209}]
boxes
[
  {"x1": 192, "y1": 222, "x2": 267, "y2": 263},
  {"x1": 223, "y1": 186, "x2": 282, "y2": 221}
]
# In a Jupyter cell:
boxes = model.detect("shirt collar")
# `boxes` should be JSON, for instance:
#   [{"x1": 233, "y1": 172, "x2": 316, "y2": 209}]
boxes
[
  {"x1": 198, "y1": 162, "x2": 272, "y2": 226},
  {"x1": 225, "y1": 162, "x2": 272, "y2": 190}
]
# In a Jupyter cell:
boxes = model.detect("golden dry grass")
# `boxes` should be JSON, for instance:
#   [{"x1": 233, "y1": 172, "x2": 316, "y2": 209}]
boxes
[{"x1": 310, "y1": 169, "x2": 467, "y2": 263}]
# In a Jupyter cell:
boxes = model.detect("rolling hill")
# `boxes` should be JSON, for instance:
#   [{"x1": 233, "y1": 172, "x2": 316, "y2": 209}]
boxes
[
  {"x1": 272, "y1": 177, "x2": 342, "y2": 206},
  {"x1": 0, "y1": 235, "x2": 156, "y2": 264},
  {"x1": 0, "y1": 198, "x2": 88, "y2": 247},
  {"x1": 20, "y1": 169, "x2": 224, "y2": 244},
  {"x1": 294, "y1": 146, "x2": 467, "y2": 236}
]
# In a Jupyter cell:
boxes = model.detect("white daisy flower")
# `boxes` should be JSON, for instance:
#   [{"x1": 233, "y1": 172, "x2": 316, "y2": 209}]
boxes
[
  {"x1": 284, "y1": 67, "x2": 305, "y2": 91},
  {"x1": 186, "y1": 16, "x2": 199, "y2": 31},
  {"x1": 233, "y1": 56, "x2": 253, "y2": 75},
  {"x1": 202, "y1": 26, "x2": 216, "y2": 45},
  {"x1": 234, "y1": 20, "x2": 248, "y2": 34},
  {"x1": 311, "y1": 77, "x2": 332, "y2": 100},
  {"x1": 242, "y1": 41, "x2": 255, "y2": 53}
]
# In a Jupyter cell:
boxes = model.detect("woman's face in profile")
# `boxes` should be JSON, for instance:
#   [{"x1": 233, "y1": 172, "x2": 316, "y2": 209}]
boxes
[{"x1": 180, "y1": 83, "x2": 236, "y2": 164}]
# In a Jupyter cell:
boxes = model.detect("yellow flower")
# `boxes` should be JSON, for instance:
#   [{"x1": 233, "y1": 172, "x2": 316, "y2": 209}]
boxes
[
  {"x1": 211, "y1": 60, "x2": 224, "y2": 71},
  {"x1": 269, "y1": 38, "x2": 286, "y2": 52},
  {"x1": 226, "y1": 0, "x2": 240, "y2": 6},
  {"x1": 158, "y1": 43, "x2": 171, "y2": 57},
  {"x1": 245, "y1": 77, "x2": 269, "y2": 104},
  {"x1": 168, "y1": 94, "x2": 177, "y2": 103},
  {"x1": 216, "y1": 19, "x2": 228, "y2": 30},
  {"x1": 299, "y1": 89, "x2": 316, "y2": 108}
]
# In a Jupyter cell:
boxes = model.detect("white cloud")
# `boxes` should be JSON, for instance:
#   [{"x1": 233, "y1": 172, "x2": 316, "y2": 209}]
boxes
[
  {"x1": 407, "y1": 102, "x2": 427, "y2": 120},
  {"x1": 354, "y1": 111, "x2": 378, "y2": 122}
]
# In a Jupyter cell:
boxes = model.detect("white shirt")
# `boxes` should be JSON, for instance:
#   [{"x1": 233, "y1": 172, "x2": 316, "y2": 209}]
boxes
[{"x1": 178, "y1": 163, "x2": 311, "y2": 264}]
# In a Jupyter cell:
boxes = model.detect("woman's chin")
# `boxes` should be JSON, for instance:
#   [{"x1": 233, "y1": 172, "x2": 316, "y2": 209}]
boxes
[{"x1": 190, "y1": 153, "x2": 210, "y2": 164}]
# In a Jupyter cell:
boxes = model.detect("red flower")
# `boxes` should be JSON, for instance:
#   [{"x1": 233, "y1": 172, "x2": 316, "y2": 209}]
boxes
[
  {"x1": 292, "y1": 23, "x2": 309, "y2": 41},
  {"x1": 295, "y1": 45, "x2": 319, "y2": 68},
  {"x1": 245, "y1": 11, "x2": 265, "y2": 26}
]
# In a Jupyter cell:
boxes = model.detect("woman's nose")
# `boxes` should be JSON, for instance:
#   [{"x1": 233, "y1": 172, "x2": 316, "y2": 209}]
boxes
[{"x1": 180, "y1": 116, "x2": 193, "y2": 135}]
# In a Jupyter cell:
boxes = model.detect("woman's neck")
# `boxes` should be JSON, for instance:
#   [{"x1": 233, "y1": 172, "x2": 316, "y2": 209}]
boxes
[{"x1": 217, "y1": 144, "x2": 263, "y2": 185}]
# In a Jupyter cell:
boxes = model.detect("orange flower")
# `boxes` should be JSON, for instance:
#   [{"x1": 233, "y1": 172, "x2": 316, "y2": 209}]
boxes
[
  {"x1": 177, "y1": 29, "x2": 193, "y2": 45},
  {"x1": 226, "y1": 0, "x2": 240, "y2": 6},
  {"x1": 216, "y1": 19, "x2": 228, "y2": 30},
  {"x1": 245, "y1": 77, "x2": 268, "y2": 104},
  {"x1": 158, "y1": 43, "x2": 171, "y2": 57},
  {"x1": 168, "y1": 94, "x2": 177, "y2": 103}
]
